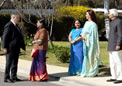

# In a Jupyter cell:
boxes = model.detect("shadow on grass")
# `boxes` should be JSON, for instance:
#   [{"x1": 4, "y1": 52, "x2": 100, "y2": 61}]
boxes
[
  {"x1": 97, "y1": 65, "x2": 110, "y2": 77},
  {"x1": 0, "y1": 53, "x2": 5, "y2": 56},
  {"x1": 19, "y1": 52, "x2": 26, "y2": 55},
  {"x1": 0, "y1": 51, "x2": 6, "y2": 56}
]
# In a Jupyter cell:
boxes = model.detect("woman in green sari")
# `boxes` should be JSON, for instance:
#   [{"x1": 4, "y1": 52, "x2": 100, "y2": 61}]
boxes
[{"x1": 75, "y1": 10, "x2": 100, "y2": 77}]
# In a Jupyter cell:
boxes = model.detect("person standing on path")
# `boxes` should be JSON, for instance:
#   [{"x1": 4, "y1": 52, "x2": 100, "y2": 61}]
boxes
[
  {"x1": 75, "y1": 10, "x2": 100, "y2": 77},
  {"x1": 68, "y1": 19, "x2": 84, "y2": 76},
  {"x1": 2, "y1": 13, "x2": 25, "y2": 83},
  {"x1": 107, "y1": 9, "x2": 122, "y2": 84},
  {"x1": 29, "y1": 19, "x2": 49, "y2": 81}
]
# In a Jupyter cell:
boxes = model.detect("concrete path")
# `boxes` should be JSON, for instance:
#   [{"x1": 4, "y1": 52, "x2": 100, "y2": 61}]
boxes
[{"x1": 0, "y1": 55, "x2": 122, "y2": 86}]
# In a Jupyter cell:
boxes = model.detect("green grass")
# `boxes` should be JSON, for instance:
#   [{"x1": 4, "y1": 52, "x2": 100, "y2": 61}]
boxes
[
  {"x1": 99, "y1": 42, "x2": 109, "y2": 65},
  {"x1": 19, "y1": 41, "x2": 109, "y2": 67}
]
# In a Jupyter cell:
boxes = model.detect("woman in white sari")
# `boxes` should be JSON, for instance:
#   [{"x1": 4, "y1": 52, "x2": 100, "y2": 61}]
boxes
[{"x1": 75, "y1": 10, "x2": 100, "y2": 77}]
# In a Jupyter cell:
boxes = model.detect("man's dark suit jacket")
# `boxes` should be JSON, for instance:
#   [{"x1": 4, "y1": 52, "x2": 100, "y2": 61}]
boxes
[
  {"x1": 108, "y1": 18, "x2": 122, "y2": 51},
  {"x1": 2, "y1": 21, "x2": 25, "y2": 52}
]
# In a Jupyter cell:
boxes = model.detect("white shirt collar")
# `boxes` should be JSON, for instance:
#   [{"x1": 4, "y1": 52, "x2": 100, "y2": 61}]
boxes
[{"x1": 11, "y1": 20, "x2": 16, "y2": 26}]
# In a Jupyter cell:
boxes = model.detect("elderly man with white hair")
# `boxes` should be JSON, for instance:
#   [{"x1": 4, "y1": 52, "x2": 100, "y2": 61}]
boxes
[{"x1": 107, "y1": 9, "x2": 122, "y2": 84}]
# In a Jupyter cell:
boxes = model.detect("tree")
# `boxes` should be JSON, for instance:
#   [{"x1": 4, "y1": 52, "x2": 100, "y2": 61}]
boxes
[
  {"x1": 62, "y1": 0, "x2": 74, "y2": 6},
  {"x1": 110, "y1": 0, "x2": 120, "y2": 9},
  {"x1": 78, "y1": 0, "x2": 80, "y2": 5},
  {"x1": 10, "y1": 0, "x2": 61, "y2": 47},
  {"x1": 87, "y1": 0, "x2": 95, "y2": 7},
  {"x1": 0, "y1": 0, "x2": 8, "y2": 9}
]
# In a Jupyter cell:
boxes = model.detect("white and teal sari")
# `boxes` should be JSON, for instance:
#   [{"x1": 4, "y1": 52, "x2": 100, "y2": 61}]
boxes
[{"x1": 81, "y1": 21, "x2": 100, "y2": 77}]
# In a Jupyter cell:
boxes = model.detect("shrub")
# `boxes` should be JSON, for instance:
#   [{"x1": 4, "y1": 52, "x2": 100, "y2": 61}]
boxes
[
  {"x1": 48, "y1": 46, "x2": 70, "y2": 63},
  {"x1": 0, "y1": 13, "x2": 37, "y2": 37},
  {"x1": 53, "y1": 6, "x2": 104, "y2": 41},
  {"x1": 55, "y1": 47, "x2": 70, "y2": 63},
  {"x1": 48, "y1": 45, "x2": 59, "y2": 53},
  {"x1": 0, "y1": 13, "x2": 10, "y2": 36},
  {"x1": 24, "y1": 34, "x2": 34, "y2": 46},
  {"x1": 52, "y1": 6, "x2": 91, "y2": 41},
  {"x1": 56, "y1": 6, "x2": 91, "y2": 19},
  {"x1": 53, "y1": 16, "x2": 74, "y2": 41}
]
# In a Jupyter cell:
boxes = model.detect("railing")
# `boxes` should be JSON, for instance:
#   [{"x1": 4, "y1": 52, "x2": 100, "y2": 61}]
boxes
[
  {"x1": 0, "y1": 9, "x2": 54, "y2": 16},
  {"x1": 93, "y1": 8, "x2": 122, "y2": 13}
]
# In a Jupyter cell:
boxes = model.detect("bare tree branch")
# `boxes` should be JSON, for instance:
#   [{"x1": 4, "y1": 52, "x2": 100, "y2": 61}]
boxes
[
  {"x1": 10, "y1": 0, "x2": 58, "y2": 47},
  {"x1": 0, "y1": 0, "x2": 8, "y2": 9}
]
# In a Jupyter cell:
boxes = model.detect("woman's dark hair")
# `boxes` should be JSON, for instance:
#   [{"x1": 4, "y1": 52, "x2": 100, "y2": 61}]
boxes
[
  {"x1": 38, "y1": 19, "x2": 46, "y2": 28},
  {"x1": 72, "y1": 19, "x2": 82, "y2": 28},
  {"x1": 87, "y1": 10, "x2": 97, "y2": 23}
]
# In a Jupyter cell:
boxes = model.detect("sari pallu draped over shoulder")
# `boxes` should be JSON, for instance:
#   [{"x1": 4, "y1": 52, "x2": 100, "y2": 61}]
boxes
[
  {"x1": 68, "y1": 28, "x2": 84, "y2": 76},
  {"x1": 81, "y1": 21, "x2": 100, "y2": 77}
]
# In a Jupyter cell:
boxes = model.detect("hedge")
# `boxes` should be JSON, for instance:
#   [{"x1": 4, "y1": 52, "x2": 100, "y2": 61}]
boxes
[
  {"x1": 48, "y1": 45, "x2": 70, "y2": 63},
  {"x1": 0, "y1": 6, "x2": 105, "y2": 41},
  {"x1": 0, "y1": 13, "x2": 38, "y2": 37},
  {"x1": 56, "y1": 6, "x2": 91, "y2": 19},
  {"x1": 52, "y1": 6, "x2": 105, "y2": 41},
  {"x1": 0, "y1": 13, "x2": 10, "y2": 36}
]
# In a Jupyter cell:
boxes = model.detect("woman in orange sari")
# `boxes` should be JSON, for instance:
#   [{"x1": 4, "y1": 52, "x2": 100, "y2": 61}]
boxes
[{"x1": 29, "y1": 19, "x2": 49, "y2": 81}]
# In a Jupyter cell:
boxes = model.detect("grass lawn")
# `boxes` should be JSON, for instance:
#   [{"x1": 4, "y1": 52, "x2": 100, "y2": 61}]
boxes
[
  {"x1": 99, "y1": 42, "x2": 109, "y2": 65},
  {"x1": 19, "y1": 41, "x2": 109, "y2": 67}
]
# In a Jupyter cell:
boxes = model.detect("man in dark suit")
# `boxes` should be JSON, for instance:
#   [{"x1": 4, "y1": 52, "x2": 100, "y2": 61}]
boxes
[
  {"x1": 107, "y1": 9, "x2": 122, "y2": 84},
  {"x1": 2, "y1": 14, "x2": 25, "y2": 83}
]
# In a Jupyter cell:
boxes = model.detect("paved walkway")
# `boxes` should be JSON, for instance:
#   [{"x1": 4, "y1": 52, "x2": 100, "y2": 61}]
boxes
[
  {"x1": 0, "y1": 72, "x2": 62, "y2": 86},
  {"x1": 0, "y1": 55, "x2": 122, "y2": 86}
]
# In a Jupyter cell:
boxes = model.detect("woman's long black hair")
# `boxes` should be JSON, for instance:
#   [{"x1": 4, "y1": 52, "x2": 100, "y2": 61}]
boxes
[{"x1": 87, "y1": 10, "x2": 97, "y2": 23}]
